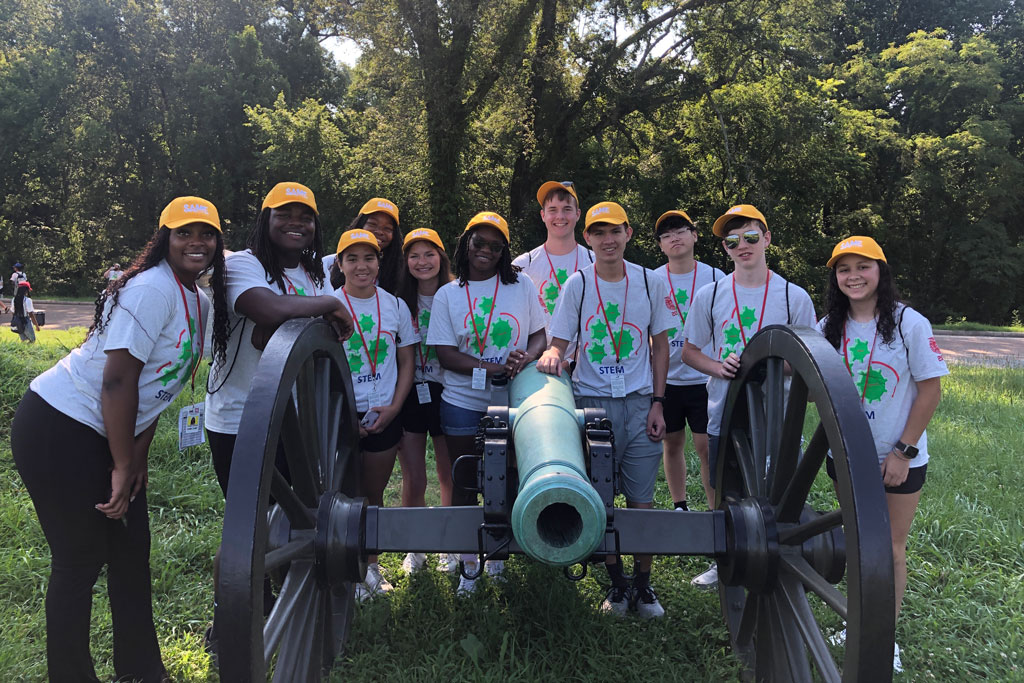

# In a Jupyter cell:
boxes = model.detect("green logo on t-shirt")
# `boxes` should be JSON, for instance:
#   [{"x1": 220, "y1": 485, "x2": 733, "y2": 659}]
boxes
[
  {"x1": 586, "y1": 301, "x2": 634, "y2": 362},
  {"x1": 347, "y1": 314, "x2": 390, "y2": 372},
  {"x1": 158, "y1": 318, "x2": 198, "y2": 386}
]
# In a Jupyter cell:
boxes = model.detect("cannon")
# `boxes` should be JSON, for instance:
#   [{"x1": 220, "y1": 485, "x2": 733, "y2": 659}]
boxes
[{"x1": 216, "y1": 319, "x2": 895, "y2": 682}]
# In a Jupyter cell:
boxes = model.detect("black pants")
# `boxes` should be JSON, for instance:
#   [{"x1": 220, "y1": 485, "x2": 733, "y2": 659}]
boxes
[{"x1": 12, "y1": 390, "x2": 165, "y2": 683}]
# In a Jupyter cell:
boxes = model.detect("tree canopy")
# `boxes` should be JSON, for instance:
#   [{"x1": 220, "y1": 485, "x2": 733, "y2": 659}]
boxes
[{"x1": 1, "y1": 0, "x2": 1021, "y2": 322}]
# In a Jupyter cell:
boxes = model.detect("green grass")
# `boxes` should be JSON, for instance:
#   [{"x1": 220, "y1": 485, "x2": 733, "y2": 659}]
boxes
[
  {"x1": 933, "y1": 320, "x2": 1024, "y2": 334},
  {"x1": 1, "y1": 330, "x2": 1022, "y2": 681}
]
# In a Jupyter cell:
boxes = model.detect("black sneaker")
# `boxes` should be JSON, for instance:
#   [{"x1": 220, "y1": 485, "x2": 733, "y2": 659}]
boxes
[
  {"x1": 631, "y1": 585, "x2": 666, "y2": 619},
  {"x1": 600, "y1": 585, "x2": 631, "y2": 617}
]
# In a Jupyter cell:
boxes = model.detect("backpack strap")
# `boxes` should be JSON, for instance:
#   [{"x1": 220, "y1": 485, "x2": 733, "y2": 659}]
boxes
[
  {"x1": 785, "y1": 279, "x2": 791, "y2": 325},
  {"x1": 897, "y1": 305, "x2": 909, "y2": 363}
]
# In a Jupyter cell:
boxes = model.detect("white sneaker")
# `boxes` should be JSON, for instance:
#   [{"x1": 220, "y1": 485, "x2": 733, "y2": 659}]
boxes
[
  {"x1": 356, "y1": 562, "x2": 393, "y2": 602},
  {"x1": 691, "y1": 564, "x2": 718, "y2": 590},
  {"x1": 484, "y1": 559, "x2": 505, "y2": 581},
  {"x1": 893, "y1": 642, "x2": 903, "y2": 674},
  {"x1": 458, "y1": 558, "x2": 480, "y2": 596},
  {"x1": 632, "y1": 585, "x2": 666, "y2": 619},
  {"x1": 402, "y1": 552, "x2": 426, "y2": 574},
  {"x1": 436, "y1": 553, "x2": 458, "y2": 574},
  {"x1": 828, "y1": 628, "x2": 846, "y2": 647},
  {"x1": 599, "y1": 585, "x2": 631, "y2": 617}
]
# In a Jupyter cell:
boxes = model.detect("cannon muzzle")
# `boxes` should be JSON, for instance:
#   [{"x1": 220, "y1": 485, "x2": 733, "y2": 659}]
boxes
[{"x1": 508, "y1": 364, "x2": 606, "y2": 565}]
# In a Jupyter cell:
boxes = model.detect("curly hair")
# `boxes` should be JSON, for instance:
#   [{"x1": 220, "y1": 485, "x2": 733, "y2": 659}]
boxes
[
  {"x1": 246, "y1": 207, "x2": 327, "y2": 292},
  {"x1": 452, "y1": 228, "x2": 520, "y2": 285},
  {"x1": 397, "y1": 242, "x2": 454, "y2": 321},
  {"x1": 822, "y1": 259, "x2": 901, "y2": 348},
  {"x1": 91, "y1": 228, "x2": 230, "y2": 362}
]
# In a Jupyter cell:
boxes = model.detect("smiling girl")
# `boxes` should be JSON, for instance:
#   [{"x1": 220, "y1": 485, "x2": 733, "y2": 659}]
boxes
[
  {"x1": 11, "y1": 196, "x2": 229, "y2": 682},
  {"x1": 426, "y1": 212, "x2": 547, "y2": 593},
  {"x1": 818, "y1": 236, "x2": 948, "y2": 671},
  {"x1": 395, "y1": 228, "x2": 454, "y2": 573},
  {"x1": 333, "y1": 229, "x2": 417, "y2": 599}
]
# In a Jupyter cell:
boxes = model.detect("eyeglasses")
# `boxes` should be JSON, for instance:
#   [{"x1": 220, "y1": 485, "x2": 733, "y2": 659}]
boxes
[
  {"x1": 469, "y1": 236, "x2": 505, "y2": 254},
  {"x1": 658, "y1": 226, "x2": 695, "y2": 240},
  {"x1": 724, "y1": 230, "x2": 762, "y2": 249}
]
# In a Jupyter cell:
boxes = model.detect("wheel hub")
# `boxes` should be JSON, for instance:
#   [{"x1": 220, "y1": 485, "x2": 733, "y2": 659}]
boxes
[
  {"x1": 314, "y1": 493, "x2": 367, "y2": 587},
  {"x1": 719, "y1": 497, "x2": 780, "y2": 594}
]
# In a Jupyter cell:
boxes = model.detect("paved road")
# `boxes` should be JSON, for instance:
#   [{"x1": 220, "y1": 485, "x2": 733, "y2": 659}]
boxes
[{"x1": 20, "y1": 301, "x2": 1024, "y2": 367}]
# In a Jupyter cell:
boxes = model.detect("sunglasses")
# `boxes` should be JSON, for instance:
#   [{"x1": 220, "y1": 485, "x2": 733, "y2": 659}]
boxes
[
  {"x1": 469, "y1": 236, "x2": 506, "y2": 254},
  {"x1": 559, "y1": 181, "x2": 574, "y2": 188},
  {"x1": 724, "y1": 230, "x2": 762, "y2": 249}
]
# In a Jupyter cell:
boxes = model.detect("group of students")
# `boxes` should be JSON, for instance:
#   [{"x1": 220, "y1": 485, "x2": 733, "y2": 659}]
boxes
[{"x1": 10, "y1": 180, "x2": 944, "y2": 679}]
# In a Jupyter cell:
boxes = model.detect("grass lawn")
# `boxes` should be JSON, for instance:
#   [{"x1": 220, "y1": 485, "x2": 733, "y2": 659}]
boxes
[{"x1": 1, "y1": 328, "x2": 1021, "y2": 681}]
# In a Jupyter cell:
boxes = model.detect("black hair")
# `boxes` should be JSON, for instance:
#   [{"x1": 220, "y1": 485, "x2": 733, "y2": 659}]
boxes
[
  {"x1": 822, "y1": 259, "x2": 901, "y2": 348},
  {"x1": 656, "y1": 214, "x2": 695, "y2": 237},
  {"x1": 397, "y1": 241, "x2": 454, "y2": 321},
  {"x1": 722, "y1": 216, "x2": 766, "y2": 235},
  {"x1": 330, "y1": 212, "x2": 406, "y2": 294},
  {"x1": 246, "y1": 206, "x2": 327, "y2": 292},
  {"x1": 452, "y1": 227, "x2": 520, "y2": 285},
  {"x1": 91, "y1": 227, "x2": 230, "y2": 362}
]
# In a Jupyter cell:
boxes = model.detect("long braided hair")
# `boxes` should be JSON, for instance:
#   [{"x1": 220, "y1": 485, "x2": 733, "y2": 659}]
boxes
[
  {"x1": 246, "y1": 206, "x2": 327, "y2": 292},
  {"x1": 453, "y1": 227, "x2": 520, "y2": 286},
  {"x1": 90, "y1": 228, "x2": 230, "y2": 362},
  {"x1": 822, "y1": 260, "x2": 901, "y2": 348}
]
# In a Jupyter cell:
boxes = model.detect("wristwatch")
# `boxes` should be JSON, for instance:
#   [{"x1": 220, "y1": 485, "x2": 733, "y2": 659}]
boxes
[
  {"x1": 651, "y1": 396, "x2": 666, "y2": 405},
  {"x1": 893, "y1": 440, "x2": 919, "y2": 459}
]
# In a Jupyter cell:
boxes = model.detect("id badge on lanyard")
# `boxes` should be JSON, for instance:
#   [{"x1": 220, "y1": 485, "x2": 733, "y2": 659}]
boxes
[
  {"x1": 367, "y1": 385, "x2": 382, "y2": 410},
  {"x1": 178, "y1": 403, "x2": 206, "y2": 450},
  {"x1": 471, "y1": 366, "x2": 488, "y2": 391},
  {"x1": 416, "y1": 382, "x2": 432, "y2": 404},
  {"x1": 610, "y1": 371, "x2": 626, "y2": 398}
]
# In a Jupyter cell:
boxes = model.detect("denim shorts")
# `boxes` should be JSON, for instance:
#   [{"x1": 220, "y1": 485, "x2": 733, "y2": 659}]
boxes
[{"x1": 439, "y1": 399, "x2": 486, "y2": 437}]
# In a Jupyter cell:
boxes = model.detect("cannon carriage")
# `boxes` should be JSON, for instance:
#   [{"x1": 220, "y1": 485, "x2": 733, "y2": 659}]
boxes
[{"x1": 216, "y1": 318, "x2": 895, "y2": 682}]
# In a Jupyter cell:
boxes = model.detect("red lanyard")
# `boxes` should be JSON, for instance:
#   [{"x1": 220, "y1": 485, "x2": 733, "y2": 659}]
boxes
[
  {"x1": 282, "y1": 268, "x2": 315, "y2": 295},
  {"x1": 415, "y1": 317, "x2": 431, "y2": 377},
  {"x1": 173, "y1": 273, "x2": 204, "y2": 390},
  {"x1": 543, "y1": 246, "x2": 578, "y2": 292},
  {"x1": 843, "y1": 321, "x2": 878, "y2": 404},
  {"x1": 731, "y1": 270, "x2": 771, "y2": 347},
  {"x1": 594, "y1": 265, "x2": 629, "y2": 363},
  {"x1": 666, "y1": 263, "x2": 699, "y2": 325},
  {"x1": 465, "y1": 277, "x2": 500, "y2": 358},
  {"x1": 342, "y1": 288, "x2": 383, "y2": 375}
]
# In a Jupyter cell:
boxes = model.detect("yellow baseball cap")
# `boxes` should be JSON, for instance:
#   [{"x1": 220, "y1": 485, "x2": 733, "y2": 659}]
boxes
[
  {"x1": 584, "y1": 202, "x2": 630, "y2": 231},
  {"x1": 536, "y1": 180, "x2": 579, "y2": 207},
  {"x1": 827, "y1": 236, "x2": 887, "y2": 268},
  {"x1": 359, "y1": 198, "x2": 400, "y2": 225},
  {"x1": 159, "y1": 196, "x2": 222, "y2": 232},
  {"x1": 336, "y1": 229, "x2": 380, "y2": 255},
  {"x1": 464, "y1": 212, "x2": 510, "y2": 243},
  {"x1": 403, "y1": 228, "x2": 446, "y2": 253},
  {"x1": 712, "y1": 204, "x2": 767, "y2": 237},
  {"x1": 262, "y1": 182, "x2": 318, "y2": 214},
  {"x1": 654, "y1": 210, "x2": 694, "y2": 234}
]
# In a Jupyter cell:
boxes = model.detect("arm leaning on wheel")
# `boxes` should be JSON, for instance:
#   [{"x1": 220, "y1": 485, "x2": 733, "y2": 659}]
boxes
[{"x1": 236, "y1": 287, "x2": 354, "y2": 347}]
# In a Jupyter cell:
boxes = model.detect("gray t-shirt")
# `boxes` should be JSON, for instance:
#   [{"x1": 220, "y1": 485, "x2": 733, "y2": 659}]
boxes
[
  {"x1": 549, "y1": 261, "x2": 675, "y2": 398},
  {"x1": 684, "y1": 271, "x2": 816, "y2": 435},
  {"x1": 816, "y1": 305, "x2": 949, "y2": 466},
  {"x1": 654, "y1": 262, "x2": 726, "y2": 386}
]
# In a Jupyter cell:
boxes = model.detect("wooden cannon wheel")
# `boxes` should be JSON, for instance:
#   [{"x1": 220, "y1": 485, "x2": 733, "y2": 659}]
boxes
[
  {"x1": 715, "y1": 325, "x2": 895, "y2": 682},
  {"x1": 217, "y1": 319, "x2": 364, "y2": 682}
]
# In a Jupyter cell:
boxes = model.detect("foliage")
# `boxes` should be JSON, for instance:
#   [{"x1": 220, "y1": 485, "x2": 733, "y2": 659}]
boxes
[{"x1": 1, "y1": 0, "x2": 1022, "y2": 321}]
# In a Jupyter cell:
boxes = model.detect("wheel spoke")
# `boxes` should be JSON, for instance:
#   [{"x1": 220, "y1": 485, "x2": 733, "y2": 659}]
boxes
[
  {"x1": 281, "y1": 397, "x2": 322, "y2": 506},
  {"x1": 324, "y1": 392, "x2": 343, "y2": 493},
  {"x1": 730, "y1": 429, "x2": 763, "y2": 497},
  {"x1": 779, "y1": 509, "x2": 843, "y2": 546},
  {"x1": 777, "y1": 575, "x2": 842, "y2": 683},
  {"x1": 763, "y1": 590, "x2": 814, "y2": 683},
  {"x1": 314, "y1": 357, "x2": 332, "y2": 487},
  {"x1": 780, "y1": 553, "x2": 848, "y2": 621},
  {"x1": 735, "y1": 590, "x2": 759, "y2": 647},
  {"x1": 265, "y1": 534, "x2": 315, "y2": 573},
  {"x1": 769, "y1": 372, "x2": 808, "y2": 505},
  {"x1": 763, "y1": 358, "x2": 786, "y2": 474},
  {"x1": 777, "y1": 422, "x2": 827, "y2": 522},
  {"x1": 264, "y1": 559, "x2": 317, "y2": 666},
  {"x1": 271, "y1": 468, "x2": 316, "y2": 529},
  {"x1": 744, "y1": 382, "x2": 767, "y2": 489}
]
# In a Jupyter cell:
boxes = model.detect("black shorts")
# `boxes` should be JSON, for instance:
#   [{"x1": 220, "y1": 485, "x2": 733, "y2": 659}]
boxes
[
  {"x1": 400, "y1": 381, "x2": 444, "y2": 437},
  {"x1": 826, "y1": 457, "x2": 927, "y2": 495},
  {"x1": 663, "y1": 383, "x2": 709, "y2": 435},
  {"x1": 359, "y1": 410, "x2": 403, "y2": 452}
]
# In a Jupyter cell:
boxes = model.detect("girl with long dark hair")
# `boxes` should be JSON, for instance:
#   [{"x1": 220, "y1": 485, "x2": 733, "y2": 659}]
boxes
[
  {"x1": 395, "y1": 228, "x2": 455, "y2": 573},
  {"x1": 11, "y1": 196, "x2": 229, "y2": 682},
  {"x1": 426, "y1": 212, "x2": 547, "y2": 593},
  {"x1": 818, "y1": 236, "x2": 947, "y2": 672},
  {"x1": 327, "y1": 197, "x2": 406, "y2": 294}
]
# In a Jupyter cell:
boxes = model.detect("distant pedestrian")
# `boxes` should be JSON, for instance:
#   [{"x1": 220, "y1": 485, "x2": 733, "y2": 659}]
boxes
[
  {"x1": 10, "y1": 262, "x2": 28, "y2": 316},
  {"x1": 13, "y1": 293, "x2": 42, "y2": 342},
  {"x1": 103, "y1": 263, "x2": 124, "y2": 283}
]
